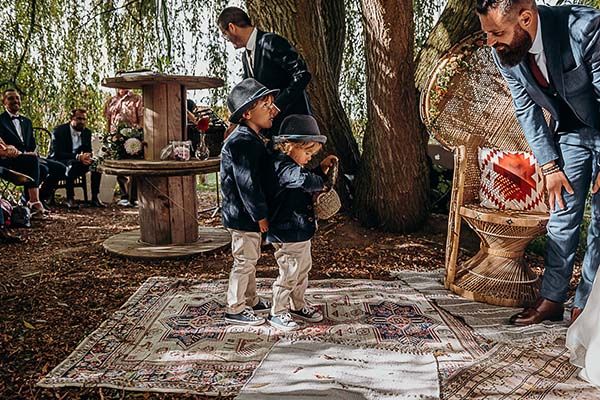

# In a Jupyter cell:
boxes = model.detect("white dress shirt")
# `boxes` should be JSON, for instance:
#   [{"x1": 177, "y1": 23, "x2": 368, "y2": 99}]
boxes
[
  {"x1": 245, "y1": 28, "x2": 258, "y2": 76},
  {"x1": 529, "y1": 14, "x2": 549, "y2": 83},
  {"x1": 7, "y1": 112, "x2": 23, "y2": 142},
  {"x1": 70, "y1": 125, "x2": 82, "y2": 153}
]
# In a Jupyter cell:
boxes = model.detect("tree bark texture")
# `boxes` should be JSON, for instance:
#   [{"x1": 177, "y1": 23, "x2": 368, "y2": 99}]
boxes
[
  {"x1": 354, "y1": 0, "x2": 429, "y2": 232},
  {"x1": 322, "y1": 0, "x2": 346, "y2": 84},
  {"x1": 246, "y1": 0, "x2": 360, "y2": 205},
  {"x1": 415, "y1": 0, "x2": 480, "y2": 92}
]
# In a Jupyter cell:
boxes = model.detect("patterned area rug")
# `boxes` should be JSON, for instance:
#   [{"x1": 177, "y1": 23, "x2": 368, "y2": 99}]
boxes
[
  {"x1": 394, "y1": 270, "x2": 600, "y2": 399},
  {"x1": 38, "y1": 278, "x2": 488, "y2": 396}
]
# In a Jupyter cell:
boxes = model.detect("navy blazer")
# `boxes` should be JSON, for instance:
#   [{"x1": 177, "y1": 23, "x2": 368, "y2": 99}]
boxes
[
  {"x1": 243, "y1": 30, "x2": 312, "y2": 134},
  {"x1": 0, "y1": 111, "x2": 36, "y2": 152},
  {"x1": 494, "y1": 5, "x2": 600, "y2": 165},
  {"x1": 49, "y1": 123, "x2": 93, "y2": 161},
  {"x1": 220, "y1": 124, "x2": 274, "y2": 232},
  {"x1": 266, "y1": 152, "x2": 326, "y2": 244}
]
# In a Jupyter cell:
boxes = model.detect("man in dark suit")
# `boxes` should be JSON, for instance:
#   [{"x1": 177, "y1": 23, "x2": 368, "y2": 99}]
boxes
[
  {"x1": 217, "y1": 6, "x2": 312, "y2": 138},
  {"x1": 0, "y1": 88, "x2": 65, "y2": 214},
  {"x1": 49, "y1": 108, "x2": 104, "y2": 208},
  {"x1": 477, "y1": 0, "x2": 600, "y2": 325}
]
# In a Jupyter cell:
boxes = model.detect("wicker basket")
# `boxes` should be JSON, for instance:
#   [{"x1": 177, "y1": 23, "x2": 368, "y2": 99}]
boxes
[{"x1": 314, "y1": 162, "x2": 341, "y2": 220}]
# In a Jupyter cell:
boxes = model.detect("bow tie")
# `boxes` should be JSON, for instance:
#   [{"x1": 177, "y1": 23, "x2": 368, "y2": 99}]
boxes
[{"x1": 10, "y1": 115, "x2": 19, "y2": 120}]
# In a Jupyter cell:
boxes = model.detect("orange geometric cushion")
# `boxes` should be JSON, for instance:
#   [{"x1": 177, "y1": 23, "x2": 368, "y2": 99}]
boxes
[{"x1": 478, "y1": 147, "x2": 547, "y2": 213}]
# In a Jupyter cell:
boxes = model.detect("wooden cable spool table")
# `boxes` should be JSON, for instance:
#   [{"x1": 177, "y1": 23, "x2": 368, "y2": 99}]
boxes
[{"x1": 99, "y1": 73, "x2": 230, "y2": 259}]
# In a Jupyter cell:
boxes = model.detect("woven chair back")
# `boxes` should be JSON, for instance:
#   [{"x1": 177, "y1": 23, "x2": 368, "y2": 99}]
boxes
[{"x1": 420, "y1": 32, "x2": 530, "y2": 153}]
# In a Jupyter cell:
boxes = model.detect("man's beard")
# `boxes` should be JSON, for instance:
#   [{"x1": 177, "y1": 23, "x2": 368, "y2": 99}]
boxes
[{"x1": 495, "y1": 25, "x2": 533, "y2": 67}]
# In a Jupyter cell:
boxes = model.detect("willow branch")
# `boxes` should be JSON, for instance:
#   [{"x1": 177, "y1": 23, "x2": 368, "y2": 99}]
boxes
[
  {"x1": 13, "y1": 0, "x2": 37, "y2": 83},
  {"x1": 80, "y1": 0, "x2": 140, "y2": 26}
]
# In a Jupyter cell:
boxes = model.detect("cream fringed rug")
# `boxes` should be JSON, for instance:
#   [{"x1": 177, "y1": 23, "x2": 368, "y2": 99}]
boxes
[
  {"x1": 38, "y1": 277, "x2": 488, "y2": 397},
  {"x1": 236, "y1": 340, "x2": 439, "y2": 399}
]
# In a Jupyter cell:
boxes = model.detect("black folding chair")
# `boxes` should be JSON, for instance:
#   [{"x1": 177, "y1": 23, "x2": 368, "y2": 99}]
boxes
[{"x1": 0, "y1": 166, "x2": 33, "y2": 204}]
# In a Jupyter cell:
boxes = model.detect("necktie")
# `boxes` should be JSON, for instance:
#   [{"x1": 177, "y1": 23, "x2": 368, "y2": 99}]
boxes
[
  {"x1": 246, "y1": 49, "x2": 254, "y2": 77},
  {"x1": 528, "y1": 53, "x2": 549, "y2": 88}
]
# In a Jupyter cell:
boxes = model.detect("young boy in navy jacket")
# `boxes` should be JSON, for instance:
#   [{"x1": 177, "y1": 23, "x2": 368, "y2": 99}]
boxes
[
  {"x1": 221, "y1": 78, "x2": 279, "y2": 325},
  {"x1": 266, "y1": 114, "x2": 338, "y2": 331}
]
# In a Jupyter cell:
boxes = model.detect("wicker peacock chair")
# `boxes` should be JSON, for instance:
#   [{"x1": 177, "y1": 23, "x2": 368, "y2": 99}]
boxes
[{"x1": 420, "y1": 32, "x2": 550, "y2": 308}]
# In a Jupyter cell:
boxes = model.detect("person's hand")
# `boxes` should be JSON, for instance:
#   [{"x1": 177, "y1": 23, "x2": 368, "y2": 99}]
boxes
[
  {"x1": 81, "y1": 152, "x2": 93, "y2": 165},
  {"x1": 0, "y1": 144, "x2": 20, "y2": 158},
  {"x1": 258, "y1": 218, "x2": 269, "y2": 233},
  {"x1": 320, "y1": 155, "x2": 339, "y2": 174},
  {"x1": 546, "y1": 171, "x2": 574, "y2": 212},
  {"x1": 592, "y1": 170, "x2": 600, "y2": 195}
]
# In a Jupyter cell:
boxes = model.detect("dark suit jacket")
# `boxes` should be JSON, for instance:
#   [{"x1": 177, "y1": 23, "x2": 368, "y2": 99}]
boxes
[
  {"x1": 49, "y1": 123, "x2": 93, "y2": 161},
  {"x1": 0, "y1": 111, "x2": 36, "y2": 153},
  {"x1": 266, "y1": 152, "x2": 325, "y2": 244},
  {"x1": 220, "y1": 124, "x2": 275, "y2": 232},
  {"x1": 494, "y1": 5, "x2": 600, "y2": 165},
  {"x1": 243, "y1": 30, "x2": 312, "y2": 134}
]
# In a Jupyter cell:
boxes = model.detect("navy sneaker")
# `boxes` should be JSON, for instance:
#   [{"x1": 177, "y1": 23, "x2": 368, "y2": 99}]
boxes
[
  {"x1": 267, "y1": 312, "x2": 298, "y2": 331},
  {"x1": 290, "y1": 305, "x2": 323, "y2": 322},
  {"x1": 251, "y1": 298, "x2": 271, "y2": 314},
  {"x1": 224, "y1": 308, "x2": 265, "y2": 326}
]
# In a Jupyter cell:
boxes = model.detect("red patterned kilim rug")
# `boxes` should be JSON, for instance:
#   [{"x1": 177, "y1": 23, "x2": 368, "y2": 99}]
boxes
[{"x1": 38, "y1": 278, "x2": 489, "y2": 396}]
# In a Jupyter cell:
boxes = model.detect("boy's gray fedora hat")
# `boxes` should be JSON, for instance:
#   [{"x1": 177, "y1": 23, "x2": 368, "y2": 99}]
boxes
[
  {"x1": 227, "y1": 78, "x2": 279, "y2": 124},
  {"x1": 272, "y1": 114, "x2": 327, "y2": 144}
]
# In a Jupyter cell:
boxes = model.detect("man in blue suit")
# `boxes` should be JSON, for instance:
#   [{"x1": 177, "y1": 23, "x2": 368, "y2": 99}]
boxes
[{"x1": 477, "y1": 0, "x2": 600, "y2": 325}]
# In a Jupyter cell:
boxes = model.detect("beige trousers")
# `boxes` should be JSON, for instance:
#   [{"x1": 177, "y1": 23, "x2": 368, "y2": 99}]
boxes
[
  {"x1": 271, "y1": 240, "x2": 312, "y2": 315},
  {"x1": 226, "y1": 229, "x2": 261, "y2": 314}
]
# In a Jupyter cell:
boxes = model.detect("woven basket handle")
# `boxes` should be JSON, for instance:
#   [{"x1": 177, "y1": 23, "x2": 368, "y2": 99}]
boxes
[{"x1": 324, "y1": 159, "x2": 338, "y2": 192}]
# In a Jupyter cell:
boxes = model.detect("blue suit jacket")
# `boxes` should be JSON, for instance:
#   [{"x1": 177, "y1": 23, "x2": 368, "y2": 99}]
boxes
[
  {"x1": 494, "y1": 5, "x2": 600, "y2": 165},
  {"x1": 265, "y1": 152, "x2": 326, "y2": 244},
  {"x1": 220, "y1": 124, "x2": 274, "y2": 232}
]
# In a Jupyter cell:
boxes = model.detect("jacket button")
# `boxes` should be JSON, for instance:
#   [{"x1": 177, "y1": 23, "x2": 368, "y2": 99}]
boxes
[
  {"x1": 308, "y1": 217, "x2": 314, "y2": 222},
  {"x1": 307, "y1": 205, "x2": 312, "y2": 210}
]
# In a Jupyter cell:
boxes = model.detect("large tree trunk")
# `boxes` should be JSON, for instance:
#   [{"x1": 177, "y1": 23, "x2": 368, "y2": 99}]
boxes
[
  {"x1": 322, "y1": 0, "x2": 345, "y2": 84},
  {"x1": 246, "y1": 0, "x2": 360, "y2": 205},
  {"x1": 353, "y1": 0, "x2": 429, "y2": 232},
  {"x1": 415, "y1": 0, "x2": 480, "y2": 92}
]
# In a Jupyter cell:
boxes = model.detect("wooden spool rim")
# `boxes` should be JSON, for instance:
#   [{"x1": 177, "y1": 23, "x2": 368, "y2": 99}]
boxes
[{"x1": 102, "y1": 74, "x2": 224, "y2": 90}]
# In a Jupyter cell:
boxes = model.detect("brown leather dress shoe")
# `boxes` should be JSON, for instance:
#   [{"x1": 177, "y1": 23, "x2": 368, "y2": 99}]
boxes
[
  {"x1": 509, "y1": 298, "x2": 564, "y2": 326},
  {"x1": 569, "y1": 307, "x2": 583, "y2": 326}
]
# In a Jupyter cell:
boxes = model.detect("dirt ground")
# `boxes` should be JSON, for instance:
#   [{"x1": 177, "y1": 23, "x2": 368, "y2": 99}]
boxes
[{"x1": 0, "y1": 191, "x2": 548, "y2": 399}]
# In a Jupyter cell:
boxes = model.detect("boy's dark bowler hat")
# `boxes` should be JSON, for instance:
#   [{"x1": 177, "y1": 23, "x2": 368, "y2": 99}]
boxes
[
  {"x1": 227, "y1": 78, "x2": 279, "y2": 124},
  {"x1": 273, "y1": 114, "x2": 327, "y2": 144}
]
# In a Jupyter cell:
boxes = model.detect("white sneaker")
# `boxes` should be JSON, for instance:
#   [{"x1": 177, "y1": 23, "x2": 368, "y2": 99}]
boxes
[
  {"x1": 116, "y1": 199, "x2": 130, "y2": 207},
  {"x1": 268, "y1": 312, "x2": 298, "y2": 331}
]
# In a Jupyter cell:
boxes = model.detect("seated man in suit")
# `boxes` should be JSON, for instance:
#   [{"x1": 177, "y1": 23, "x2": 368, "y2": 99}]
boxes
[
  {"x1": 0, "y1": 89, "x2": 58, "y2": 215},
  {"x1": 49, "y1": 108, "x2": 103, "y2": 208}
]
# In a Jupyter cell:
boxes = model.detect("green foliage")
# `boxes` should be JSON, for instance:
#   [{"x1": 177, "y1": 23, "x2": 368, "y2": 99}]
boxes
[{"x1": 0, "y1": 0, "x2": 235, "y2": 135}]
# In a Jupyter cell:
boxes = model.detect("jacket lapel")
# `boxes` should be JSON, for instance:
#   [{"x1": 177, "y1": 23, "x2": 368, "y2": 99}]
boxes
[
  {"x1": 538, "y1": 6, "x2": 565, "y2": 96},
  {"x1": 0, "y1": 111, "x2": 24, "y2": 145},
  {"x1": 253, "y1": 30, "x2": 265, "y2": 79}
]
